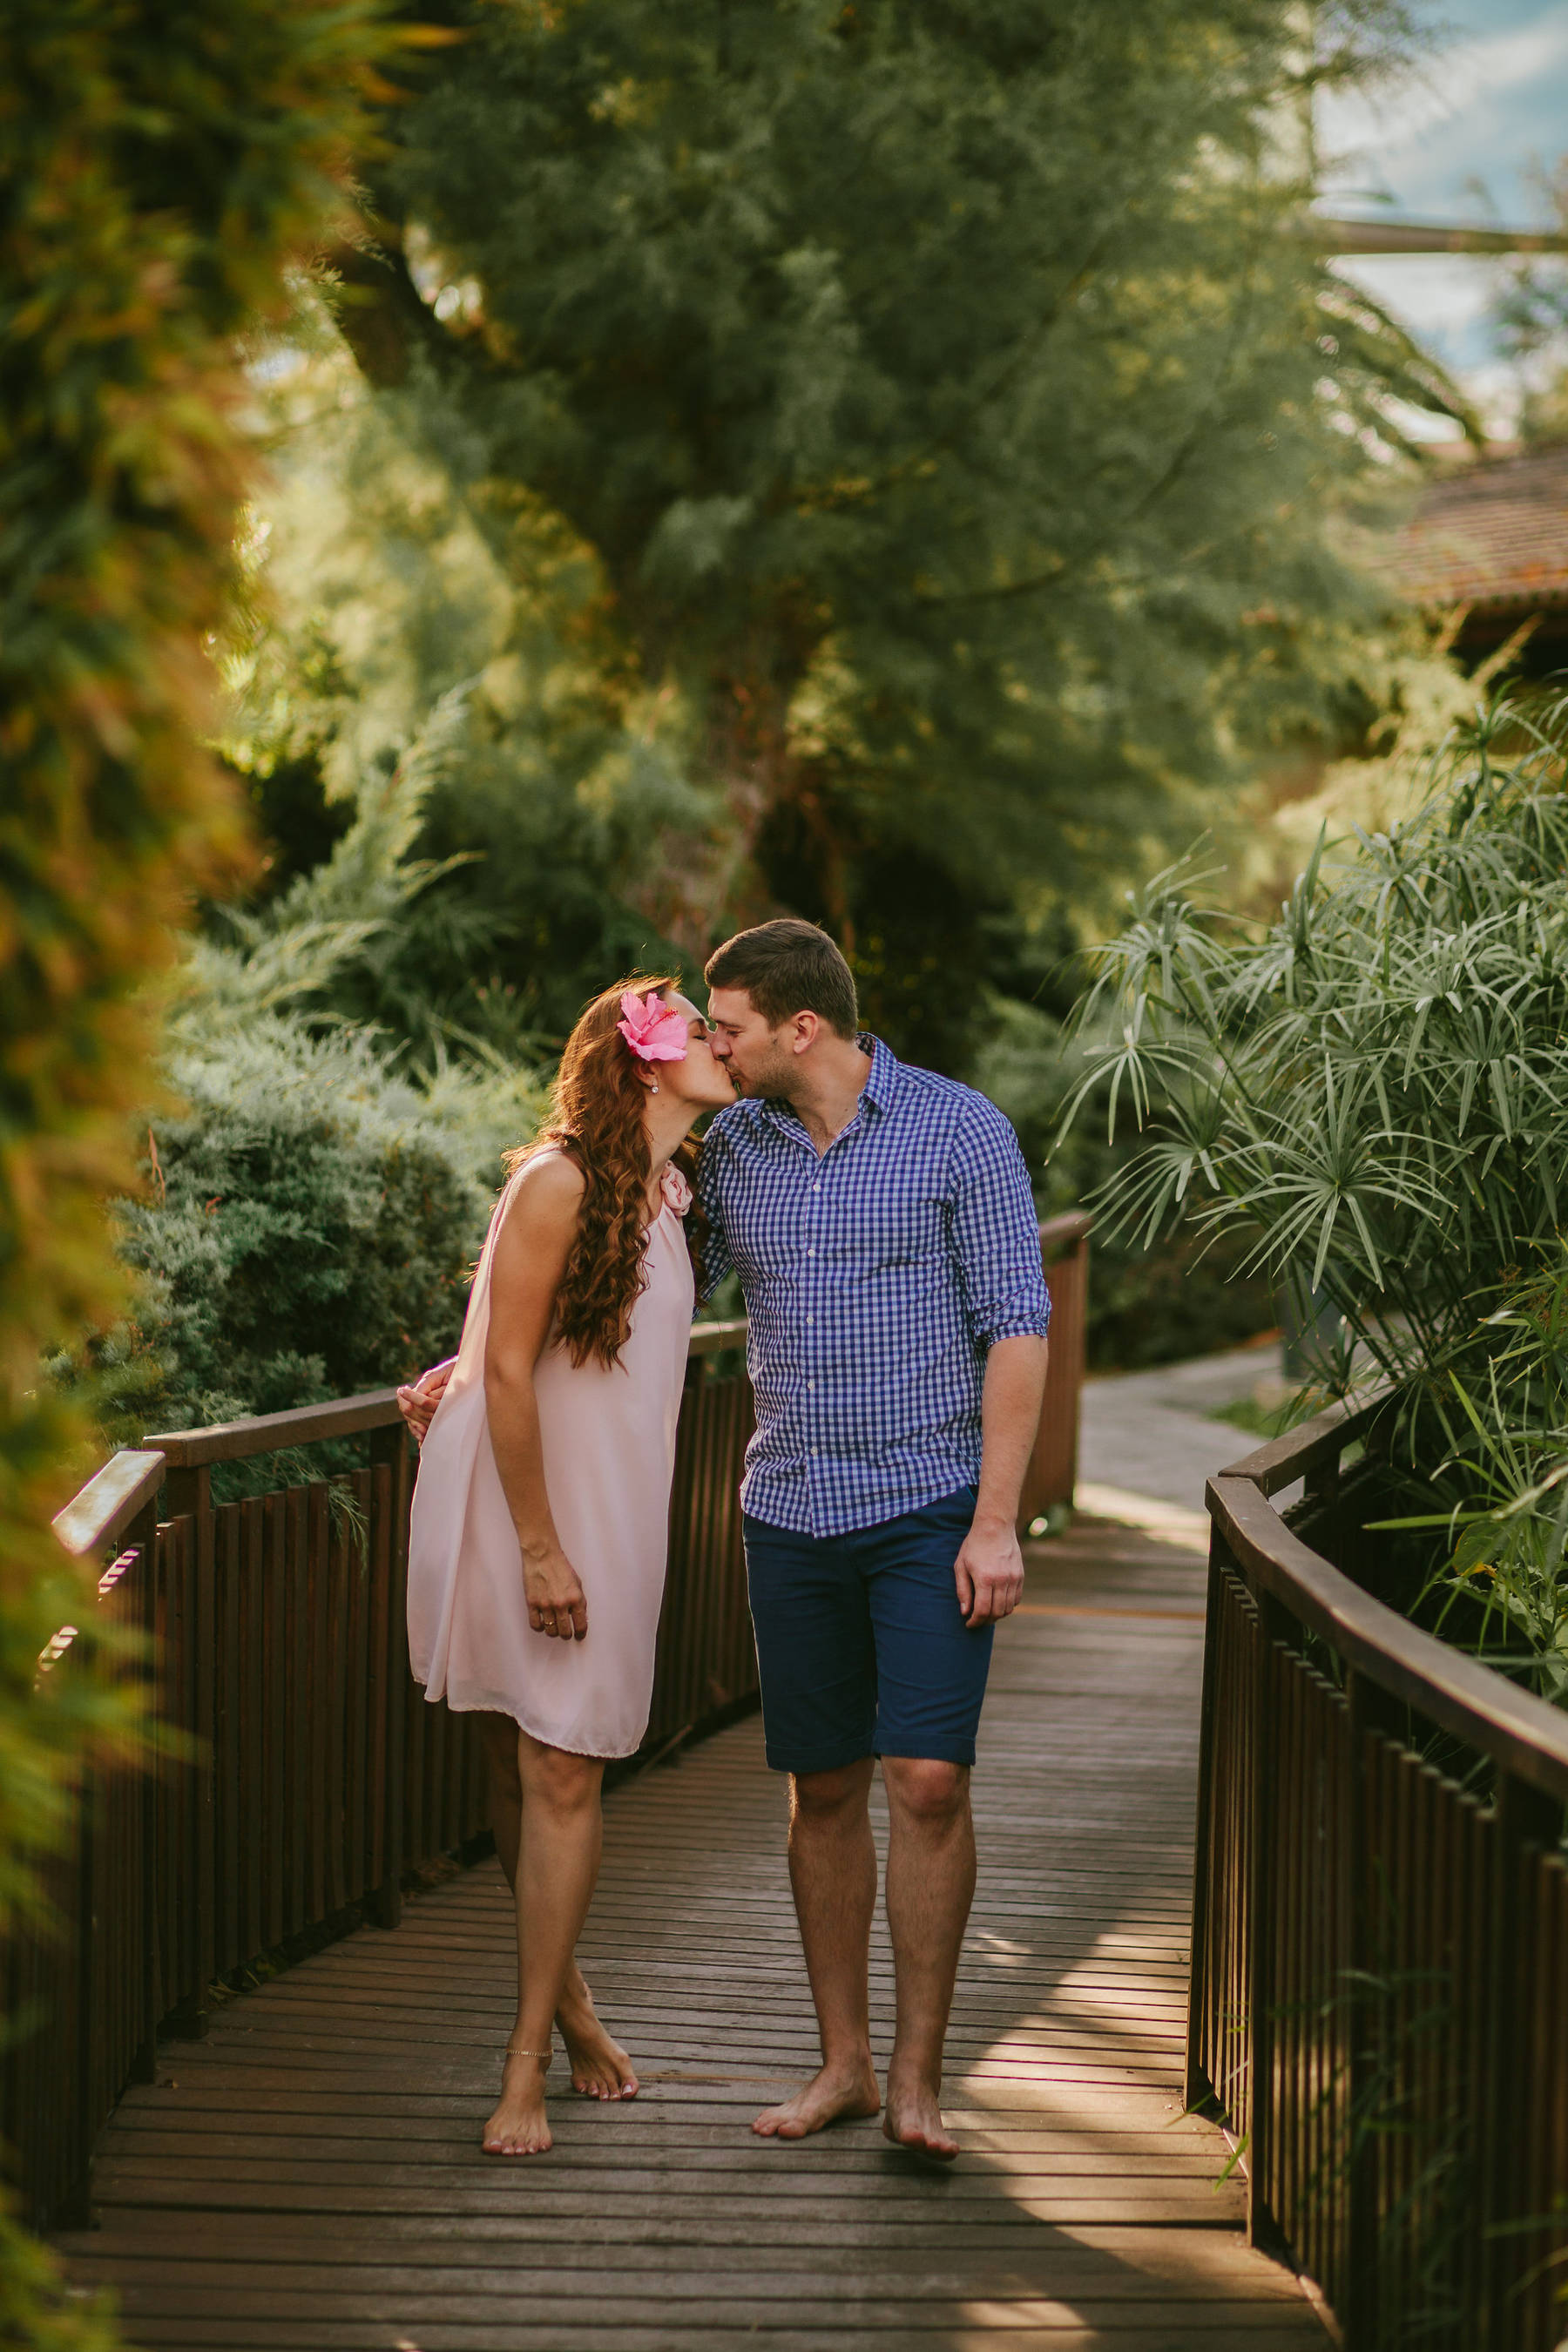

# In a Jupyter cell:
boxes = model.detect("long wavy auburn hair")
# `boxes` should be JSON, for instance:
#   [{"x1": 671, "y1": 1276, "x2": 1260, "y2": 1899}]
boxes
[{"x1": 505, "y1": 976, "x2": 707, "y2": 1369}]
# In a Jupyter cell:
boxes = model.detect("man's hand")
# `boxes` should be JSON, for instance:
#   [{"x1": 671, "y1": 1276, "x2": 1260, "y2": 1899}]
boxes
[
  {"x1": 955, "y1": 1515, "x2": 1024, "y2": 1627},
  {"x1": 396, "y1": 1357, "x2": 456, "y2": 1445},
  {"x1": 523, "y1": 1543, "x2": 589, "y2": 1641}
]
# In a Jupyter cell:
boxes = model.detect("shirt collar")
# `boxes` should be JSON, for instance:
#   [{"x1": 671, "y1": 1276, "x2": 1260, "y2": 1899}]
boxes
[
  {"x1": 759, "y1": 1032, "x2": 899, "y2": 1135},
  {"x1": 858, "y1": 1034, "x2": 901, "y2": 1117}
]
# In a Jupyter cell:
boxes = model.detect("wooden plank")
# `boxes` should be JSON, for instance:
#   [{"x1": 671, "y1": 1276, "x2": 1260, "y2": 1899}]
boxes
[
  {"x1": 263, "y1": 1495, "x2": 287, "y2": 1952},
  {"x1": 307, "y1": 1484, "x2": 330, "y2": 1927},
  {"x1": 285, "y1": 1487, "x2": 309, "y2": 1939}
]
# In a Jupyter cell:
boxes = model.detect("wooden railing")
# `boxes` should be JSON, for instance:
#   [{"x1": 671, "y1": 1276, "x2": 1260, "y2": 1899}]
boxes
[
  {"x1": 1018, "y1": 1212, "x2": 1091, "y2": 1535},
  {"x1": 1192, "y1": 1397, "x2": 1568, "y2": 2349},
  {"x1": 5, "y1": 1219, "x2": 1088, "y2": 2235}
]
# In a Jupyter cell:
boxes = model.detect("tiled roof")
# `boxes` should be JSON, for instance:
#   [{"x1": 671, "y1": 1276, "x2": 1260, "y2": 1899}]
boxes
[{"x1": 1393, "y1": 446, "x2": 1568, "y2": 614}]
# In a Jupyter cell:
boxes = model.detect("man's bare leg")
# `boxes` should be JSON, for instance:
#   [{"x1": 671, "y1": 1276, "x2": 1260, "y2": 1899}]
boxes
[
  {"x1": 478, "y1": 1715, "x2": 632, "y2": 2104},
  {"x1": 879, "y1": 1756, "x2": 974, "y2": 2159},
  {"x1": 754, "y1": 1757, "x2": 882, "y2": 2139}
]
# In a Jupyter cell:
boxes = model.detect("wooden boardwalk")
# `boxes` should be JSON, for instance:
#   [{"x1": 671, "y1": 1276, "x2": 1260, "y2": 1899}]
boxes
[{"x1": 58, "y1": 1513, "x2": 1328, "y2": 2350}]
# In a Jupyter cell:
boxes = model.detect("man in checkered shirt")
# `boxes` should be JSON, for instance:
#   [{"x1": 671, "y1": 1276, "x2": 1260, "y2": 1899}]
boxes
[{"x1": 701, "y1": 919, "x2": 1051, "y2": 2160}]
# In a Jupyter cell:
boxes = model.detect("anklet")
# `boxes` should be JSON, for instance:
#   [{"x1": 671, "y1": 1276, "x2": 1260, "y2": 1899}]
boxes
[{"x1": 504, "y1": 2046, "x2": 552, "y2": 2061}]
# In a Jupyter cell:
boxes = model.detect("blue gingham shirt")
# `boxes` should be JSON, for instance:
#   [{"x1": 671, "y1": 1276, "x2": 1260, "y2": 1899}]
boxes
[{"x1": 697, "y1": 1036, "x2": 1051, "y2": 1536}]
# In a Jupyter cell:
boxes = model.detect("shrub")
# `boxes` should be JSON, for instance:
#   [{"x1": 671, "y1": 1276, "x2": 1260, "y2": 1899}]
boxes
[
  {"x1": 58, "y1": 1024, "x2": 501, "y2": 1484},
  {"x1": 1058, "y1": 694, "x2": 1568, "y2": 1695},
  {"x1": 973, "y1": 998, "x2": 1276, "y2": 1369}
]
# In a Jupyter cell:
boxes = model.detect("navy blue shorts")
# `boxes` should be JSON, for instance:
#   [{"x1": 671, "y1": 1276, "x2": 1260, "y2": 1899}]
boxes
[{"x1": 742, "y1": 1486, "x2": 993, "y2": 1776}]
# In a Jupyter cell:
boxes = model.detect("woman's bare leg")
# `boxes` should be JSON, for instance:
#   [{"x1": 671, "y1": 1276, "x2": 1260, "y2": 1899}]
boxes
[
  {"x1": 479, "y1": 1713, "x2": 524, "y2": 1886},
  {"x1": 485, "y1": 1729, "x2": 623, "y2": 2154},
  {"x1": 478, "y1": 1713, "x2": 635, "y2": 2105}
]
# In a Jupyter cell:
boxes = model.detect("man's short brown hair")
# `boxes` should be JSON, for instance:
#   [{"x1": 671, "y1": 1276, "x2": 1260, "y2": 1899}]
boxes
[{"x1": 704, "y1": 919, "x2": 859, "y2": 1040}]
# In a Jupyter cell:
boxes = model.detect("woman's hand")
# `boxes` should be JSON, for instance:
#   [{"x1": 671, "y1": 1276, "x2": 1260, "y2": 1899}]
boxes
[
  {"x1": 397, "y1": 1357, "x2": 455, "y2": 1445},
  {"x1": 524, "y1": 1544, "x2": 589, "y2": 1641}
]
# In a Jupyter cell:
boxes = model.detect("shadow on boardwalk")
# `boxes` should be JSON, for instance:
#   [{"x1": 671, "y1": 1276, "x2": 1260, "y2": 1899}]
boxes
[{"x1": 58, "y1": 1517, "x2": 1328, "y2": 2350}]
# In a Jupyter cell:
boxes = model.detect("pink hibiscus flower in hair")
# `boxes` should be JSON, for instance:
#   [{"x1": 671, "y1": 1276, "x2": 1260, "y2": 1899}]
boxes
[{"x1": 617, "y1": 990, "x2": 689, "y2": 1064}]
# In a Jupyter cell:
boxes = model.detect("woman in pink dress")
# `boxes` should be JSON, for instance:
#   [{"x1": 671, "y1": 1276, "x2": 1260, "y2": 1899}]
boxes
[{"x1": 402, "y1": 976, "x2": 733, "y2": 2156}]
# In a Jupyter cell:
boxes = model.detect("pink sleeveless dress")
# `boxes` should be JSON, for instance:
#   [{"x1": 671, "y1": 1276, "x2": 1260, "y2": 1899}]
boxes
[{"x1": 406, "y1": 1155, "x2": 695, "y2": 1758}]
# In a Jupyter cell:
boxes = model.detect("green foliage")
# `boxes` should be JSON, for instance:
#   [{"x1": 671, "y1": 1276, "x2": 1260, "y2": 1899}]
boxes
[
  {"x1": 67, "y1": 1026, "x2": 488, "y2": 1469},
  {"x1": 973, "y1": 997, "x2": 1277, "y2": 1368},
  {"x1": 1058, "y1": 693, "x2": 1568, "y2": 1691},
  {"x1": 0, "y1": 0, "x2": 396, "y2": 2315},
  {"x1": 0, "y1": 2210, "x2": 120, "y2": 2350},
  {"x1": 221, "y1": 344, "x2": 707, "y2": 1052},
  {"x1": 297, "y1": 0, "x2": 1461, "y2": 1068},
  {"x1": 64, "y1": 734, "x2": 551, "y2": 1477}
]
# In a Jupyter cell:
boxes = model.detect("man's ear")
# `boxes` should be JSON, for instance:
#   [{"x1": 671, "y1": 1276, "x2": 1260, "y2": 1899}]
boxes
[{"x1": 790, "y1": 1010, "x2": 821, "y2": 1056}]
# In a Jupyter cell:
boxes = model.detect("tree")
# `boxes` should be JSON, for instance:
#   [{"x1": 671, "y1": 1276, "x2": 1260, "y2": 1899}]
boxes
[
  {"x1": 1, "y1": 0, "x2": 396, "y2": 2321},
  {"x1": 318, "y1": 0, "x2": 1449, "y2": 1062},
  {"x1": 220, "y1": 347, "x2": 707, "y2": 1050}
]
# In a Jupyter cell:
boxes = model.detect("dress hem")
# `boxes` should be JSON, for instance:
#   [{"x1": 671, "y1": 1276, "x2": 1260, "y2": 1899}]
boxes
[{"x1": 411, "y1": 1677, "x2": 643, "y2": 1763}]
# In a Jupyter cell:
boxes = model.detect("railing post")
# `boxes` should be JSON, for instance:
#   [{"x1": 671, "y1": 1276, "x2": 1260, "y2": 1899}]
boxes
[
  {"x1": 367, "y1": 1423, "x2": 410, "y2": 1931},
  {"x1": 1246, "y1": 1585, "x2": 1292, "y2": 2256},
  {"x1": 130, "y1": 1497, "x2": 162, "y2": 2085},
  {"x1": 61, "y1": 1754, "x2": 98, "y2": 2229},
  {"x1": 1342, "y1": 1665, "x2": 1400, "y2": 2350},
  {"x1": 161, "y1": 1463, "x2": 210, "y2": 1521},
  {"x1": 1184, "y1": 1513, "x2": 1225, "y2": 2114},
  {"x1": 1480, "y1": 1770, "x2": 1562, "y2": 2349},
  {"x1": 166, "y1": 1463, "x2": 214, "y2": 2041}
]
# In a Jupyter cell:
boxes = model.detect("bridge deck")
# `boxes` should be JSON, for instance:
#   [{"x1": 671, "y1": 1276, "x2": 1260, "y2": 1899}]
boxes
[{"x1": 58, "y1": 1513, "x2": 1327, "y2": 2350}]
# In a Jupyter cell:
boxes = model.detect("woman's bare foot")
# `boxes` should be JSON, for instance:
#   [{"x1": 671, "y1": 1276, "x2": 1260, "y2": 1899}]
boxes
[
  {"x1": 753, "y1": 2058, "x2": 881, "y2": 2140},
  {"x1": 882, "y1": 2067, "x2": 958, "y2": 2160},
  {"x1": 483, "y1": 2051, "x2": 552, "y2": 2155},
  {"x1": 555, "y1": 1974, "x2": 638, "y2": 2101}
]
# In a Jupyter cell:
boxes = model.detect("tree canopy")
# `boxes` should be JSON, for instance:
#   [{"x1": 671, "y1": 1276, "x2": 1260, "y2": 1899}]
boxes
[{"x1": 292, "y1": 0, "x2": 1448, "y2": 1062}]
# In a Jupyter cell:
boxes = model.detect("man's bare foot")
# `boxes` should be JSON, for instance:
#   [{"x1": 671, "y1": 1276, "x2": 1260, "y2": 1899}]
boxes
[
  {"x1": 483, "y1": 2052, "x2": 552, "y2": 2155},
  {"x1": 556, "y1": 1976, "x2": 638, "y2": 2101},
  {"x1": 882, "y1": 2068, "x2": 958, "y2": 2160},
  {"x1": 753, "y1": 2058, "x2": 881, "y2": 2140}
]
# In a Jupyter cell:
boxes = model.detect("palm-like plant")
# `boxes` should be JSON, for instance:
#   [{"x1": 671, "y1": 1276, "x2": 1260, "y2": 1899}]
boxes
[{"x1": 1057, "y1": 693, "x2": 1568, "y2": 1693}]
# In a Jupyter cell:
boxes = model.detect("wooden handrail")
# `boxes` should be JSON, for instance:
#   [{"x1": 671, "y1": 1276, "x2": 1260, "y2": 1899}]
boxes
[
  {"x1": 144, "y1": 1389, "x2": 404, "y2": 1467},
  {"x1": 1215, "y1": 1385, "x2": 1389, "y2": 1499},
  {"x1": 688, "y1": 1317, "x2": 747, "y2": 1358},
  {"x1": 52, "y1": 1450, "x2": 166, "y2": 1557},
  {"x1": 1038, "y1": 1210, "x2": 1092, "y2": 1263},
  {"x1": 1206, "y1": 1407, "x2": 1568, "y2": 1804},
  {"x1": 144, "y1": 1321, "x2": 755, "y2": 1468}
]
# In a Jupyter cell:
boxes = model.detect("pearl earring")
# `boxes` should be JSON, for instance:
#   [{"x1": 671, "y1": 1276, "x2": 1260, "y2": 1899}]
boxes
[{"x1": 650, "y1": 1078, "x2": 659, "y2": 1093}]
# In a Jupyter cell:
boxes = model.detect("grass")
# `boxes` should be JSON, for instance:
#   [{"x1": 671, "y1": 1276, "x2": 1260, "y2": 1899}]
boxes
[{"x1": 1208, "y1": 1396, "x2": 1295, "y2": 1441}]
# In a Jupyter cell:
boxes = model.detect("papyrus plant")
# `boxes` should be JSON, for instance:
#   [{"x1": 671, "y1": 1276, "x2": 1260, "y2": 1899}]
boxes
[{"x1": 1057, "y1": 693, "x2": 1568, "y2": 1693}]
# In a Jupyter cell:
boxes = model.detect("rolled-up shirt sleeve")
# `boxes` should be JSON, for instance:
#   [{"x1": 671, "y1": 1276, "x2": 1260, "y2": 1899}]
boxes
[
  {"x1": 949, "y1": 1104, "x2": 1052, "y2": 1348},
  {"x1": 694, "y1": 1125, "x2": 734, "y2": 1301}
]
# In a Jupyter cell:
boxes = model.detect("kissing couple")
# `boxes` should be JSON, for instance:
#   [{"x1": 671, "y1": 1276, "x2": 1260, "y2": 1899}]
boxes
[{"x1": 399, "y1": 919, "x2": 1051, "y2": 2160}]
